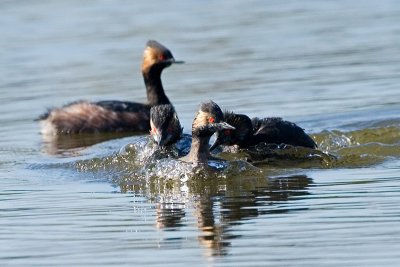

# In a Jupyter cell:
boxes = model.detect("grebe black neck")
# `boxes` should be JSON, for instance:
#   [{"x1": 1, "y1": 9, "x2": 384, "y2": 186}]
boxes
[{"x1": 143, "y1": 70, "x2": 169, "y2": 106}]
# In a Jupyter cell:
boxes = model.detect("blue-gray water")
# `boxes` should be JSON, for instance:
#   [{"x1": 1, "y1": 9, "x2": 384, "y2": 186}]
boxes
[{"x1": 1, "y1": 0, "x2": 400, "y2": 266}]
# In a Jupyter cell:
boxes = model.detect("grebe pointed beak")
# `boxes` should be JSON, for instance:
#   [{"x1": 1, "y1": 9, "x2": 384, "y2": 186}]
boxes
[
  {"x1": 161, "y1": 58, "x2": 184, "y2": 66},
  {"x1": 158, "y1": 133, "x2": 169, "y2": 148},
  {"x1": 152, "y1": 129, "x2": 171, "y2": 148},
  {"x1": 209, "y1": 122, "x2": 234, "y2": 151},
  {"x1": 214, "y1": 121, "x2": 235, "y2": 131},
  {"x1": 153, "y1": 131, "x2": 162, "y2": 146},
  {"x1": 210, "y1": 135, "x2": 221, "y2": 151}
]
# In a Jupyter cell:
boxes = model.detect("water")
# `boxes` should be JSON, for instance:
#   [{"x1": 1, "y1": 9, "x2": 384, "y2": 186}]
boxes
[{"x1": 1, "y1": 0, "x2": 400, "y2": 266}]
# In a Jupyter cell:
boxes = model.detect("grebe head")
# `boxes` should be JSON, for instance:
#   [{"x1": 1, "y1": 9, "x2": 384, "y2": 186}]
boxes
[
  {"x1": 210, "y1": 112, "x2": 253, "y2": 151},
  {"x1": 150, "y1": 104, "x2": 182, "y2": 147},
  {"x1": 142, "y1": 40, "x2": 184, "y2": 72},
  {"x1": 192, "y1": 101, "x2": 235, "y2": 137},
  {"x1": 180, "y1": 101, "x2": 235, "y2": 165}
]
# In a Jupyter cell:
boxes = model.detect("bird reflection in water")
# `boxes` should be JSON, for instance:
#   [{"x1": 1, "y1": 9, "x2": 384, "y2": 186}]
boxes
[
  {"x1": 41, "y1": 132, "x2": 138, "y2": 156},
  {"x1": 155, "y1": 203, "x2": 186, "y2": 229},
  {"x1": 120, "y1": 173, "x2": 312, "y2": 257}
]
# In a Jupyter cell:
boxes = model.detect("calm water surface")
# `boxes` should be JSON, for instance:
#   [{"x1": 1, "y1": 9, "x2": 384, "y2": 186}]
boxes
[{"x1": 1, "y1": 0, "x2": 400, "y2": 266}]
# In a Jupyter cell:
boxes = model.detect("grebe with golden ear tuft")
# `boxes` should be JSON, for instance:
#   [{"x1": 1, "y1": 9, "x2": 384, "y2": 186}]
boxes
[
  {"x1": 180, "y1": 101, "x2": 235, "y2": 166},
  {"x1": 38, "y1": 40, "x2": 184, "y2": 135}
]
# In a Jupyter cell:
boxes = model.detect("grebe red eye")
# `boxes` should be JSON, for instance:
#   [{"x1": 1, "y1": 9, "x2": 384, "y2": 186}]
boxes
[
  {"x1": 159, "y1": 54, "x2": 166, "y2": 61},
  {"x1": 224, "y1": 129, "x2": 231, "y2": 135},
  {"x1": 208, "y1": 117, "x2": 215, "y2": 123},
  {"x1": 167, "y1": 127, "x2": 173, "y2": 134}
]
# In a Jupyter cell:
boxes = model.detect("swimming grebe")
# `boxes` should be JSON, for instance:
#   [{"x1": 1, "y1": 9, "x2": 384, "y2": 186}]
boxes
[
  {"x1": 210, "y1": 112, "x2": 317, "y2": 151},
  {"x1": 180, "y1": 101, "x2": 235, "y2": 165},
  {"x1": 149, "y1": 104, "x2": 182, "y2": 147},
  {"x1": 38, "y1": 40, "x2": 183, "y2": 134}
]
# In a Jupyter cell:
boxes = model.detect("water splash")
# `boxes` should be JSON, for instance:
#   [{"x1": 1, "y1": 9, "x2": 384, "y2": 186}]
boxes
[
  {"x1": 317, "y1": 130, "x2": 356, "y2": 151},
  {"x1": 74, "y1": 134, "x2": 260, "y2": 186},
  {"x1": 50, "y1": 122, "x2": 400, "y2": 183},
  {"x1": 314, "y1": 124, "x2": 400, "y2": 167},
  {"x1": 212, "y1": 124, "x2": 400, "y2": 169}
]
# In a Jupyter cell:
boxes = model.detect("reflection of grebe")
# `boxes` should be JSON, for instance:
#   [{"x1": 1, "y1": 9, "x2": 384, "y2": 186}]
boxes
[
  {"x1": 210, "y1": 111, "x2": 317, "y2": 151},
  {"x1": 38, "y1": 40, "x2": 183, "y2": 134},
  {"x1": 180, "y1": 101, "x2": 234, "y2": 166}
]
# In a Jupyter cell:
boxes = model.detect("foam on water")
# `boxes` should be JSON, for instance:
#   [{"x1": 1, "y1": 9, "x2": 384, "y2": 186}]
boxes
[{"x1": 53, "y1": 120, "x2": 400, "y2": 185}]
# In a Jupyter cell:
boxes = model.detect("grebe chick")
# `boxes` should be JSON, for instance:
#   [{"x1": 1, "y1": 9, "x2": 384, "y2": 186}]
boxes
[
  {"x1": 210, "y1": 112, "x2": 317, "y2": 151},
  {"x1": 150, "y1": 104, "x2": 182, "y2": 147},
  {"x1": 180, "y1": 101, "x2": 235, "y2": 165},
  {"x1": 39, "y1": 40, "x2": 184, "y2": 135}
]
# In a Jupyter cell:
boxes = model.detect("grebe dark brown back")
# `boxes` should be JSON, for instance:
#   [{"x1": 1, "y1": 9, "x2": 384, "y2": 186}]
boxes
[
  {"x1": 149, "y1": 104, "x2": 182, "y2": 147},
  {"x1": 38, "y1": 40, "x2": 183, "y2": 135},
  {"x1": 180, "y1": 101, "x2": 235, "y2": 165},
  {"x1": 210, "y1": 111, "x2": 317, "y2": 151}
]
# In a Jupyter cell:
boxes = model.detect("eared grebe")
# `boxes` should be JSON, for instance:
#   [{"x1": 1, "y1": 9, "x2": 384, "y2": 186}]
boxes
[
  {"x1": 180, "y1": 101, "x2": 235, "y2": 165},
  {"x1": 210, "y1": 111, "x2": 317, "y2": 151},
  {"x1": 149, "y1": 104, "x2": 182, "y2": 147},
  {"x1": 38, "y1": 40, "x2": 183, "y2": 135}
]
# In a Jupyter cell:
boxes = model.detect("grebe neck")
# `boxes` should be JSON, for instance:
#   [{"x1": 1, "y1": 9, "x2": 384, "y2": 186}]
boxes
[
  {"x1": 143, "y1": 68, "x2": 170, "y2": 106},
  {"x1": 184, "y1": 135, "x2": 211, "y2": 164}
]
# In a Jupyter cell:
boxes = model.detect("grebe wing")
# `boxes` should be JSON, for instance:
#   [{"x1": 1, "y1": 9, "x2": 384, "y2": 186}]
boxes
[{"x1": 96, "y1": 100, "x2": 150, "y2": 113}]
